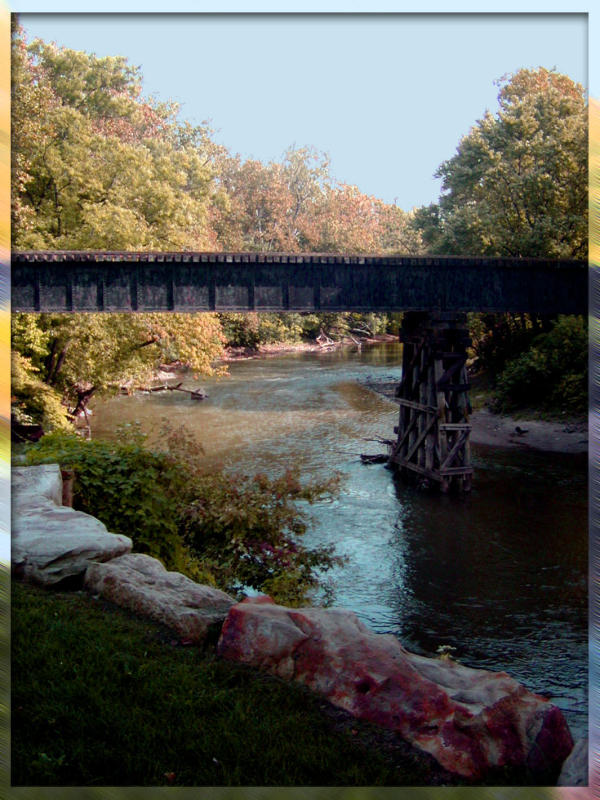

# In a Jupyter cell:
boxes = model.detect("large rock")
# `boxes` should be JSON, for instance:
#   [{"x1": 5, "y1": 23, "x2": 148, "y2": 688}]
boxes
[
  {"x1": 557, "y1": 738, "x2": 588, "y2": 786},
  {"x1": 85, "y1": 553, "x2": 235, "y2": 643},
  {"x1": 12, "y1": 464, "x2": 132, "y2": 585},
  {"x1": 12, "y1": 463, "x2": 63, "y2": 509},
  {"x1": 217, "y1": 596, "x2": 573, "y2": 780}
]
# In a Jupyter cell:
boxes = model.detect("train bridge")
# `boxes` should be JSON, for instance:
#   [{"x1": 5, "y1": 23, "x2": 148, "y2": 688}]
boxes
[
  {"x1": 11, "y1": 250, "x2": 588, "y2": 492},
  {"x1": 11, "y1": 250, "x2": 586, "y2": 314}
]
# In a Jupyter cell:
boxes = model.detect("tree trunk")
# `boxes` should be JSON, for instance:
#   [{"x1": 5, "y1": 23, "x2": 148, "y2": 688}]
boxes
[{"x1": 71, "y1": 385, "x2": 96, "y2": 418}]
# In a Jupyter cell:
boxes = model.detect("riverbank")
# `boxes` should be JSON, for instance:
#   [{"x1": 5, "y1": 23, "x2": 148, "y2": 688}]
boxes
[
  {"x1": 11, "y1": 460, "x2": 582, "y2": 788},
  {"x1": 363, "y1": 380, "x2": 588, "y2": 455},
  {"x1": 221, "y1": 334, "x2": 399, "y2": 362}
]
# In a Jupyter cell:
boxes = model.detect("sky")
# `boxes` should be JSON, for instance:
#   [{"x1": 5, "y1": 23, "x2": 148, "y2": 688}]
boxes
[{"x1": 15, "y1": 11, "x2": 588, "y2": 211}]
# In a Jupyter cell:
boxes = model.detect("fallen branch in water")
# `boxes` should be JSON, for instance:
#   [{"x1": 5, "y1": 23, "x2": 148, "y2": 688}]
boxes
[
  {"x1": 326, "y1": 448, "x2": 389, "y2": 464},
  {"x1": 126, "y1": 382, "x2": 207, "y2": 400},
  {"x1": 362, "y1": 436, "x2": 394, "y2": 446},
  {"x1": 360, "y1": 453, "x2": 389, "y2": 464}
]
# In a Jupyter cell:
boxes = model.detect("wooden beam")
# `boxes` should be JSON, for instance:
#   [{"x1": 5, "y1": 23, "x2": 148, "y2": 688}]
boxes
[
  {"x1": 435, "y1": 356, "x2": 466, "y2": 388},
  {"x1": 439, "y1": 465, "x2": 474, "y2": 476},
  {"x1": 396, "y1": 398, "x2": 438, "y2": 414},
  {"x1": 389, "y1": 458, "x2": 442, "y2": 482},
  {"x1": 390, "y1": 414, "x2": 418, "y2": 459},
  {"x1": 440, "y1": 431, "x2": 468, "y2": 470},
  {"x1": 404, "y1": 413, "x2": 440, "y2": 463}
]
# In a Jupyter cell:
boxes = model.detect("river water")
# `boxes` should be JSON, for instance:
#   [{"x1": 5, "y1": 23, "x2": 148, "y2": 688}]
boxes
[{"x1": 90, "y1": 342, "x2": 588, "y2": 741}]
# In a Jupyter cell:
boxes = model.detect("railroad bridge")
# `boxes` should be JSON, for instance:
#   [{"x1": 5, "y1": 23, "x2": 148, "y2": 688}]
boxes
[{"x1": 12, "y1": 250, "x2": 588, "y2": 491}]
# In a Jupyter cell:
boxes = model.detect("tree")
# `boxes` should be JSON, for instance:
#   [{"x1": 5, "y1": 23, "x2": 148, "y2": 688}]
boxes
[
  {"x1": 11, "y1": 26, "x2": 217, "y2": 251},
  {"x1": 11, "y1": 312, "x2": 226, "y2": 428},
  {"x1": 210, "y1": 155, "x2": 296, "y2": 252},
  {"x1": 413, "y1": 68, "x2": 588, "y2": 259},
  {"x1": 411, "y1": 69, "x2": 588, "y2": 416}
]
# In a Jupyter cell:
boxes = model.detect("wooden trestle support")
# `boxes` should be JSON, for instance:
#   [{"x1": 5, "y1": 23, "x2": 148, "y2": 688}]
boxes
[{"x1": 388, "y1": 312, "x2": 473, "y2": 493}]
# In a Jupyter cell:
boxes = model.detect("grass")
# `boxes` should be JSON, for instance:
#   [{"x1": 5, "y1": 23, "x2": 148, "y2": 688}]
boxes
[{"x1": 11, "y1": 579, "x2": 448, "y2": 788}]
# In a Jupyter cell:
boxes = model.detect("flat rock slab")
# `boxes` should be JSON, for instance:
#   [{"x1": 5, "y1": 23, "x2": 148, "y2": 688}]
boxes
[
  {"x1": 85, "y1": 553, "x2": 235, "y2": 643},
  {"x1": 217, "y1": 596, "x2": 573, "y2": 781},
  {"x1": 12, "y1": 465, "x2": 132, "y2": 585}
]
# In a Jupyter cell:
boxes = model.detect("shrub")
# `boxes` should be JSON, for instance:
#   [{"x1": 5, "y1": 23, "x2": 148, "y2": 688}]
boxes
[
  {"x1": 22, "y1": 424, "x2": 342, "y2": 605},
  {"x1": 494, "y1": 315, "x2": 587, "y2": 415},
  {"x1": 23, "y1": 426, "x2": 188, "y2": 568}
]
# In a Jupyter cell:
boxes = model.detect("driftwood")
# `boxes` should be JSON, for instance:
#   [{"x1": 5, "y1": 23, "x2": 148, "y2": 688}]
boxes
[
  {"x1": 129, "y1": 382, "x2": 207, "y2": 400},
  {"x1": 350, "y1": 326, "x2": 373, "y2": 337},
  {"x1": 362, "y1": 436, "x2": 394, "y2": 446},
  {"x1": 170, "y1": 386, "x2": 207, "y2": 400},
  {"x1": 316, "y1": 329, "x2": 336, "y2": 348}
]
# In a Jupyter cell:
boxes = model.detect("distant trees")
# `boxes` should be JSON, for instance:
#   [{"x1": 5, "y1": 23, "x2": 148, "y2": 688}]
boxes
[
  {"x1": 210, "y1": 145, "x2": 423, "y2": 255},
  {"x1": 11, "y1": 24, "x2": 426, "y2": 433},
  {"x1": 12, "y1": 24, "x2": 423, "y2": 257}
]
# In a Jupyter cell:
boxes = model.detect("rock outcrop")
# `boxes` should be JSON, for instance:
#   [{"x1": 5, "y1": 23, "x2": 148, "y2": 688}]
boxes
[
  {"x1": 12, "y1": 464, "x2": 132, "y2": 585},
  {"x1": 85, "y1": 553, "x2": 235, "y2": 643},
  {"x1": 217, "y1": 596, "x2": 574, "y2": 781}
]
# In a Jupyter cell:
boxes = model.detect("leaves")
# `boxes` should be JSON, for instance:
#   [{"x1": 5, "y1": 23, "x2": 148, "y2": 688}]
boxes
[
  {"x1": 23, "y1": 426, "x2": 342, "y2": 605},
  {"x1": 413, "y1": 68, "x2": 587, "y2": 259},
  {"x1": 12, "y1": 26, "x2": 216, "y2": 251},
  {"x1": 494, "y1": 315, "x2": 588, "y2": 414},
  {"x1": 11, "y1": 311, "x2": 226, "y2": 426}
]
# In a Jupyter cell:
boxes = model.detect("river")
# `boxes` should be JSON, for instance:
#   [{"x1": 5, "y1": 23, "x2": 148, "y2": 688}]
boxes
[{"x1": 90, "y1": 342, "x2": 588, "y2": 741}]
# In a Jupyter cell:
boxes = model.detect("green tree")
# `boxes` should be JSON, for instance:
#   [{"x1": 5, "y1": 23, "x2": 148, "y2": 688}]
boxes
[
  {"x1": 411, "y1": 69, "x2": 588, "y2": 416},
  {"x1": 413, "y1": 68, "x2": 587, "y2": 258},
  {"x1": 11, "y1": 26, "x2": 217, "y2": 251},
  {"x1": 12, "y1": 312, "x2": 225, "y2": 426}
]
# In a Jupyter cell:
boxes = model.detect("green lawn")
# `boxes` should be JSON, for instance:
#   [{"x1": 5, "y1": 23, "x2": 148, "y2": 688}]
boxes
[{"x1": 11, "y1": 580, "x2": 445, "y2": 787}]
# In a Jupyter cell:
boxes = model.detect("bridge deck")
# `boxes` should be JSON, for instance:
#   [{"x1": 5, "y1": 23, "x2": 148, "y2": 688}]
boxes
[{"x1": 11, "y1": 251, "x2": 587, "y2": 314}]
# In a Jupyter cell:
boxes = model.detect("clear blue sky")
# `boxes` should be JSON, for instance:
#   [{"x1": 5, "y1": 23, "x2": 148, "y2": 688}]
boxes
[{"x1": 15, "y1": 12, "x2": 588, "y2": 212}]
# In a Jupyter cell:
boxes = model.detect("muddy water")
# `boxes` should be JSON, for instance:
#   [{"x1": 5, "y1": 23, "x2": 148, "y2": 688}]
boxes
[{"x1": 90, "y1": 343, "x2": 588, "y2": 740}]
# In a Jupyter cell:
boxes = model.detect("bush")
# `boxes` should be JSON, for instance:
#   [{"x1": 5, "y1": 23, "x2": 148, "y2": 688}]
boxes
[
  {"x1": 467, "y1": 312, "x2": 543, "y2": 379},
  {"x1": 23, "y1": 426, "x2": 188, "y2": 568},
  {"x1": 22, "y1": 424, "x2": 342, "y2": 605},
  {"x1": 494, "y1": 315, "x2": 587, "y2": 415},
  {"x1": 11, "y1": 351, "x2": 72, "y2": 431},
  {"x1": 180, "y1": 468, "x2": 342, "y2": 604},
  {"x1": 218, "y1": 311, "x2": 392, "y2": 347}
]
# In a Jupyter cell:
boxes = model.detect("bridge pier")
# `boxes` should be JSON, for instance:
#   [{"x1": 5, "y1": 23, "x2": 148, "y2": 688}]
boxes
[{"x1": 388, "y1": 312, "x2": 473, "y2": 493}]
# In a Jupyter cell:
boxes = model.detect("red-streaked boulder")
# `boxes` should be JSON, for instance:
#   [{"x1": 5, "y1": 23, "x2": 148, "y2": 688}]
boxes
[
  {"x1": 85, "y1": 553, "x2": 235, "y2": 643},
  {"x1": 217, "y1": 596, "x2": 573, "y2": 780}
]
